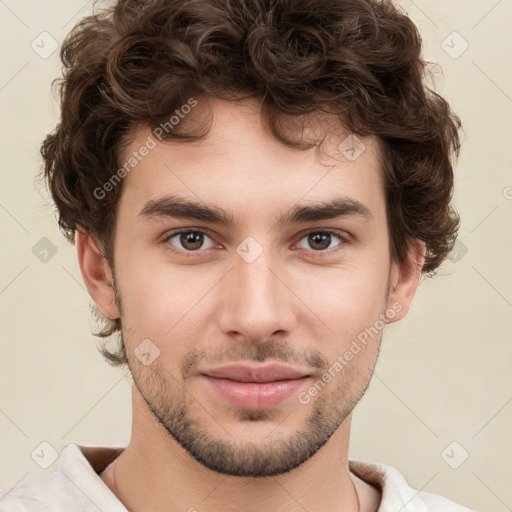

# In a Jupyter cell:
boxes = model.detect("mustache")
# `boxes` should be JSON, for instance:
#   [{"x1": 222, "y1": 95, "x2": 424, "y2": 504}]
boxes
[{"x1": 181, "y1": 341, "x2": 328, "y2": 377}]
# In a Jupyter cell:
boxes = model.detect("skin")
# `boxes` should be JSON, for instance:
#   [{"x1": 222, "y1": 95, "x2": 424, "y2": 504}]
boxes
[{"x1": 77, "y1": 95, "x2": 425, "y2": 512}]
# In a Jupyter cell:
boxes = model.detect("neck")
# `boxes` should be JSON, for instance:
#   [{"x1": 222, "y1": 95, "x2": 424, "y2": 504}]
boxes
[{"x1": 100, "y1": 387, "x2": 379, "y2": 512}]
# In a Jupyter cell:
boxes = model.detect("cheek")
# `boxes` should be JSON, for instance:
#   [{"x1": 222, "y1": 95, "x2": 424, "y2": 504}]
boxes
[
  {"x1": 115, "y1": 228, "x2": 390, "y2": 357},
  {"x1": 113, "y1": 247, "x2": 177, "y2": 334},
  {"x1": 296, "y1": 259, "x2": 388, "y2": 345},
  {"x1": 116, "y1": 253, "x2": 220, "y2": 353}
]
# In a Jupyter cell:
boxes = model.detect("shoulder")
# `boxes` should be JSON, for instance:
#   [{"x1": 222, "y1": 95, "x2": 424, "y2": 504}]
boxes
[
  {"x1": 0, "y1": 472, "x2": 71, "y2": 511},
  {"x1": 0, "y1": 442, "x2": 125, "y2": 512},
  {"x1": 349, "y1": 458, "x2": 474, "y2": 512}
]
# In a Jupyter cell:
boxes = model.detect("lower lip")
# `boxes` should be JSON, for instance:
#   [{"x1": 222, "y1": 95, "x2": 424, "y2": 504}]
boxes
[{"x1": 201, "y1": 375, "x2": 310, "y2": 409}]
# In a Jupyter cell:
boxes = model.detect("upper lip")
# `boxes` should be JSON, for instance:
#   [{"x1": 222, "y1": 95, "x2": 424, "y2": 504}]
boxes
[{"x1": 201, "y1": 363, "x2": 311, "y2": 383}]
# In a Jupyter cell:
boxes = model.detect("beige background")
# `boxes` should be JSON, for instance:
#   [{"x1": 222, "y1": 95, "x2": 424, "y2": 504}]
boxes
[{"x1": 0, "y1": 1, "x2": 511, "y2": 510}]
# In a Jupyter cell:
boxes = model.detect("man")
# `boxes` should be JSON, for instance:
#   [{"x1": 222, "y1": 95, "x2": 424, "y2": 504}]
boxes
[{"x1": 0, "y1": 0, "x2": 472, "y2": 510}]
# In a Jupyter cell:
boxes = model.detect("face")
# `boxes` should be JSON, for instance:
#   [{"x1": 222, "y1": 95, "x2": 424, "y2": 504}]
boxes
[{"x1": 80, "y1": 96, "x2": 422, "y2": 477}]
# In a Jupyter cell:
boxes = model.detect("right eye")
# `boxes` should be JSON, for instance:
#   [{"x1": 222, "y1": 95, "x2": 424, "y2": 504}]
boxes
[{"x1": 163, "y1": 229, "x2": 217, "y2": 255}]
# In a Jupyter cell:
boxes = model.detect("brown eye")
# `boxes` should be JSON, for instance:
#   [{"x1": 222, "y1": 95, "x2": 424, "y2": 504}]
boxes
[
  {"x1": 164, "y1": 229, "x2": 215, "y2": 253},
  {"x1": 296, "y1": 230, "x2": 347, "y2": 253}
]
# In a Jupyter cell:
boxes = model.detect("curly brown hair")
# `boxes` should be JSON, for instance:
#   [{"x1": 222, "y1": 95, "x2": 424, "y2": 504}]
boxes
[{"x1": 38, "y1": 0, "x2": 463, "y2": 367}]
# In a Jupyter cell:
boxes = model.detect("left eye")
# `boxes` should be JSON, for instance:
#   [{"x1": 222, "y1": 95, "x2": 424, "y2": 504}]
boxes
[{"x1": 296, "y1": 230, "x2": 346, "y2": 252}]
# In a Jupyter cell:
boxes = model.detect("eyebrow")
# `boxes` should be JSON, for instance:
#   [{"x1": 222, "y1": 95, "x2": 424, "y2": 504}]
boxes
[{"x1": 138, "y1": 194, "x2": 373, "y2": 226}]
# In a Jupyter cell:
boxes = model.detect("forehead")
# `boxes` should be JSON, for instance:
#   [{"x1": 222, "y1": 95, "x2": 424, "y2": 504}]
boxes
[{"x1": 116, "y1": 96, "x2": 384, "y2": 225}]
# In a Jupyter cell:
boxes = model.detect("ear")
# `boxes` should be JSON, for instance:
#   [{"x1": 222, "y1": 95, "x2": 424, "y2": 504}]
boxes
[
  {"x1": 385, "y1": 238, "x2": 426, "y2": 324},
  {"x1": 75, "y1": 230, "x2": 120, "y2": 320}
]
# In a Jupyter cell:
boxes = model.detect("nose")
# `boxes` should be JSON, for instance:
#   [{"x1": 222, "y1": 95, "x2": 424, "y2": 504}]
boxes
[{"x1": 217, "y1": 246, "x2": 297, "y2": 344}]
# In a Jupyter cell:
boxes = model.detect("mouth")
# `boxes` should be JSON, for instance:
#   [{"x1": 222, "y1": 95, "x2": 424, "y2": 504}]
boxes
[
  {"x1": 200, "y1": 375, "x2": 311, "y2": 410},
  {"x1": 199, "y1": 363, "x2": 312, "y2": 410},
  {"x1": 201, "y1": 363, "x2": 311, "y2": 383}
]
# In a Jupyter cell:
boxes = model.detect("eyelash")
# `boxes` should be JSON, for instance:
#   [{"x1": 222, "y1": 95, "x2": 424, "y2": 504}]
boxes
[{"x1": 162, "y1": 228, "x2": 350, "y2": 258}]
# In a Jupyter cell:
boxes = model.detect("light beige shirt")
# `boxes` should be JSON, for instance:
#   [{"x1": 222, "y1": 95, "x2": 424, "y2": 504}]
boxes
[{"x1": 0, "y1": 442, "x2": 473, "y2": 511}]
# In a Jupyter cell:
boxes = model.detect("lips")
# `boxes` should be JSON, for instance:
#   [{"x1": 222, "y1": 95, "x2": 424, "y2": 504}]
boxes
[
  {"x1": 199, "y1": 363, "x2": 312, "y2": 409},
  {"x1": 201, "y1": 363, "x2": 310, "y2": 383}
]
